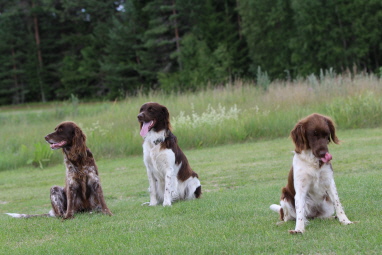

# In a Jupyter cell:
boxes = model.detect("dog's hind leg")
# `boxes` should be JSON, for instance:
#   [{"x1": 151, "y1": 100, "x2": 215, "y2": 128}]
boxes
[{"x1": 50, "y1": 186, "x2": 67, "y2": 217}]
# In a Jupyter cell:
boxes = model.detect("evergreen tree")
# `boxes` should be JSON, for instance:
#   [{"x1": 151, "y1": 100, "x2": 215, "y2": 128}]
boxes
[
  {"x1": 291, "y1": 0, "x2": 382, "y2": 75},
  {"x1": 101, "y1": 0, "x2": 149, "y2": 99},
  {"x1": 0, "y1": 11, "x2": 28, "y2": 105},
  {"x1": 140, "y1": 0, "x2": 180, "y2": 87},
  {"x1": 160, "y1": 0, "x2": 249, "y2": 91},
  {"x1": 52, "y1": 0, "x2": 119, "y2": 99},
  {"x1": 238, "y1": 0, "x2": 294, "y2": 79}
]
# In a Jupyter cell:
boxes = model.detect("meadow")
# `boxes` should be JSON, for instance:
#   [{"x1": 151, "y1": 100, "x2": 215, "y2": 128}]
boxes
[
  {"x1": 0, "y1": 73, "x2": 382, "y2": 171},
  {"x1": 1, "y1": 128, "x2": 382, "y2": 254},
  {"x1": 1, "y1": 73, "x2": 382, "y2": 254}
]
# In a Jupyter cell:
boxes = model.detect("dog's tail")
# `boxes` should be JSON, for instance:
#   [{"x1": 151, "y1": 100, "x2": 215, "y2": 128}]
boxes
[
  {"x1": 6, "y1": 210, "x2": 55, "y2": 218},
  {"x1": 270, "y1": 204, "x2": 281, "y2": 213}
]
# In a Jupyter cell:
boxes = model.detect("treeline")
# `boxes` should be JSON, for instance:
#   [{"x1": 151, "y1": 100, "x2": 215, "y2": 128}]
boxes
[{"x1": 0, "y1": 0, "x2": 381, "y2": 105}]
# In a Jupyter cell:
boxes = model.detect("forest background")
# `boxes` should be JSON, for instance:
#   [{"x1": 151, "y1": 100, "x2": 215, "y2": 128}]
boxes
[{"x1": 1, "y1": 0, "x2": 382, "y2": 105}]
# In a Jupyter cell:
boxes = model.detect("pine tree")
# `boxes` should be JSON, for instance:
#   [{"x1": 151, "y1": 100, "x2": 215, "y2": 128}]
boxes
[
  {"x1": 101, "y1": 0, "x2": 149, "y2": 99},
  {"x1": 54, "y1": 0, "x2": 119, "y2": 99},
  {"x1": 0, "y1": 11, "x2": 27, "y2": 105},
  {"x1": 238, "y1": 0, "x2": 294, "y2": 79}
]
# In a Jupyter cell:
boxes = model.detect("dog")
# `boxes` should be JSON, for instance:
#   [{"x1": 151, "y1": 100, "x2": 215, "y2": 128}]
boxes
[
  {"x1": 270, "y1": 113, "x2": 353, "y2": 234},
  {"x1": 137, "y1": 102, "x2": 201, "y2": 206},
  {"x1": 6, "y1": 121, "x2": 112, "y2": 219}
]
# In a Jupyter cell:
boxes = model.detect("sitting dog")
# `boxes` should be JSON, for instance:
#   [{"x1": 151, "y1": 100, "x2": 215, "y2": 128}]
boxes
[
  {"x1": 137, "y1": 102, "x2": 201, "y2": 206},
  {"x1": 7, "y1": 121, "x2": 112, "y2": 219},
  {"x1": 270, "y1": 113, "x2": 353, "y2": 233}
]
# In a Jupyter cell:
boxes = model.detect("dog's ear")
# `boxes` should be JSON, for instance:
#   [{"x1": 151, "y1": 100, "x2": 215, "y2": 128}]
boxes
[
  {"x1": 325, "y1": 116, "x2": 340, "y2": 144},
  {"x1": 161, "y1": 105, "x2": 171, "y2": 131},
  {"x1": 69, "y1": 125, "x2": 87, "y2": 161},
  {"x1": 290, "y1": 122, "x2": 307, "y2": 153}
]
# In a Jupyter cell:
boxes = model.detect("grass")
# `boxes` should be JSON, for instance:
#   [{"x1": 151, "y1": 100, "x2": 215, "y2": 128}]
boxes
[
  {"x1": 1, "y1": 128, "x2": 382, "y2": 254},
  {"x1": 0, "y1": 73, "x2": 382, "y2": 171}
]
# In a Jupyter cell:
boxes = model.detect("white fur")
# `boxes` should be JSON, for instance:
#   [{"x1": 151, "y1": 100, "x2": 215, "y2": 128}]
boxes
[
  {"x1": 5, "y1": 213, "x2": 26, "y2": 218},
  {"x1": 274, "y1": 150, "x2": 352, "y2": 233},
  {"x1": 142, "y1": 129, "x2": 201, "y2": 206},
  {"x1": 5, "y1": 211, "x2": 55, "y2": 218}
]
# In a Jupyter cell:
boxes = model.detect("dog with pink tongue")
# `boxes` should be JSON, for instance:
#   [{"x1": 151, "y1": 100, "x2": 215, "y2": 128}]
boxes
[{"x1": 270, "y1": 113, "x2": 354, "y2": 234}]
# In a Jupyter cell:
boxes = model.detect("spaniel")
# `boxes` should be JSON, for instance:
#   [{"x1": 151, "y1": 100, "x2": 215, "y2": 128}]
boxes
[
  {"x1": 270, "y1": 113, "x2": 353, "y2": 234},
  {"x1": 7, "y1": 121, "x2": 112, "y2": 219},
  {"x1": 137, "y1": 102, "x2": 201, "y2": 206}
]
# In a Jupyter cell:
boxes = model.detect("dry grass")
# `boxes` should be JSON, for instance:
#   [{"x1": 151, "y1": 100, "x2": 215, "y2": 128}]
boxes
[{"x1": 0, "y1": 73, "x2": 381, "y2": 171}]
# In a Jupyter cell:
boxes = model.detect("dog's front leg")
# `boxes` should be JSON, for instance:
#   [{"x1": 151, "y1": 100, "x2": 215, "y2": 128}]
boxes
[
  {"x1": 290, "y1": 182, "x2": 309, "y2": 234},
  {"x1": 328, "y1": 179, "x2": 353, "y2": 225},
  {"x1": 163, "y1": 168, "x2": 173, "y2": 206},
  {"x1": 64, "y1": 185, "x2": 77, "y2": 219},
  {"x1": 90, "y1": 177, "x2": 112, "y2": 216},
  {"x1": 146, "y1": 169, "x2": 158, "y2": 206},
  {"x1": 152, "y1": 151, "x2": 173, "y2": 206},
  {"x1": 97, "y1": 188, "x2": 113, "y2": 216}
]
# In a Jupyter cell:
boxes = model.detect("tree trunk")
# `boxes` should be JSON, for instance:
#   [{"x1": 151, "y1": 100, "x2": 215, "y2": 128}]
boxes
[
  {"x1": 32, "y1": 0, "x2": 46, "y2": 102},
  {"x1": 172, "y1": 0, "x2": 182, "y2": 70},
  {"x1": 11, "y1": 47, "x2": 20, "y2": 104}
]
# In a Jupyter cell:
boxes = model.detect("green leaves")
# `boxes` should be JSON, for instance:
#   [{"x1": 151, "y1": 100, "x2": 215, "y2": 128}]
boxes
[{"x1": 26, "y1": 142, "x2": 53, "y2": 169}]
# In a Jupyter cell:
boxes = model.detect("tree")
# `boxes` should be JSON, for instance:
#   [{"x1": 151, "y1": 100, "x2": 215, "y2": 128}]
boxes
[
  {"x1": 0, "y1": 11, "x2": 28, "y2": 105},
  {"x1": 101, "y1": 0, "x2": 149, "y2": 99},
  {"x1": 238, "y1": 0, "x2": 294, "y2": 79}
]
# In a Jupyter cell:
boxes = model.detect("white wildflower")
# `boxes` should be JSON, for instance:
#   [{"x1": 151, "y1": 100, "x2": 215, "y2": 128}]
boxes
[{"x1": 172, "y1": 104, "x2": 241, "y2": 129}]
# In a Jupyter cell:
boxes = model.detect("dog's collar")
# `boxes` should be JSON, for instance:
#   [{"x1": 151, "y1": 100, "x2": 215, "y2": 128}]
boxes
[
  {"x1": 152, "y1": 129, "x2": 170, "y2": 145},
  {"x1": 153, "y1": 138, "x2": 164, "y2": 145}
]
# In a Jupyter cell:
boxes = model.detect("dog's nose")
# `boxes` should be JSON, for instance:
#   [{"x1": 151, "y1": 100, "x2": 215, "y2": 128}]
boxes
[
  {"x1": 137, "y1": 113, "x2": 144, "y2": 120},
  {"x1": 318, "y1": 150, "x2": 327, "y2": 158}
]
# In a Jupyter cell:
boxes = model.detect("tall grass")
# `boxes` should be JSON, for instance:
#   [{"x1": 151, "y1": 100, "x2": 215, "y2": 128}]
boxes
[{"x1": 1, "y1": 73, "x2": 381, "y2": 171}]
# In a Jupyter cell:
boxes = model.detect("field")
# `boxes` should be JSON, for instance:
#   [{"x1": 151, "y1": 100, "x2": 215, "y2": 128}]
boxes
[
  {"x1": 1, "y1": 74, "x2": 382, "y2": 171},
  {"x1": 1, "y1": 74, "x2": 382, "y2": 254},
  {"x1": 1, "y1": 128, "x2": 382, "y2": 254}
]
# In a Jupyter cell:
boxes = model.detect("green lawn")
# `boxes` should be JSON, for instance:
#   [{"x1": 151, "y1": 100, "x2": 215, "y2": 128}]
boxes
[{"x1": 1, "y1": 128, "x2": 382, "y2": 254}]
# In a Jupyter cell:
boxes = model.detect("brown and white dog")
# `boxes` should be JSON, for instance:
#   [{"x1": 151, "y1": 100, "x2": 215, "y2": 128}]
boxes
[
  {"x1": 7, "y1": 121, "x2": 112, "y2": 219},
  {"x1": 270, "y1": 113, "x2": 353, "y2": 234},
  {"x1": 137, "y1": 102, "x2": 201, "y2": 206}
]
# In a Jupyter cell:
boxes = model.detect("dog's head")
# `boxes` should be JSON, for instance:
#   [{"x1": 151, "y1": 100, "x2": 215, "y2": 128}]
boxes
[
  {"x1": 45, "y1": 121, "x2": 87, "y2": 160},
  {"x1": 137, "y1": 102, "x2": 171, "y2": 137},
  {"x1": 290, "y1": 113, "x2": 339, "y2": 163}
]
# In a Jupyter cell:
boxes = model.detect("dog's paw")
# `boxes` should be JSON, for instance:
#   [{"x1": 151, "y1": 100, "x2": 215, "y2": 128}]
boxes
[
  {"x1": 289, "y1": 229, "x2": 304, "y2": 234},
  {"x1": 62, "y1": 215, "x2": 74, "y2": 220},
  {"x1": 276, "y1": 221, "x2": 285, "y2": 226},
  {"x1": 63, "y1": 212, "x2": 75, "y2": 220},
  {"x1": 341, "y1": 220, "x2": 355, "y2": 225},
  {"x1": 162, "y1": 201, "x2": 172, "y2": 207},
  {"x1": 103, "y1": 209, "x2": 113, "y2": 216}
]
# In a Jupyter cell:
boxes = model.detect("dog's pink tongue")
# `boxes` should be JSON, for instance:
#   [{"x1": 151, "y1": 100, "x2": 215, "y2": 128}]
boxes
[
  {"x1": 140, "y1": 121, "x2": 152, "y2": 137},
  {"x1": 321, "y1": 152, "x2": 332, "y2": 163},
  {"x1": 50, "y1": 141, "x2": 66, "y2": 149}
]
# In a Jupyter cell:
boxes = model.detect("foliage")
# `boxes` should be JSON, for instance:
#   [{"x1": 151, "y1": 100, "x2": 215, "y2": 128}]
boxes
[
  {"x1": 3, "y1": 1, "x2": 381, "y2": 103},
  {"x1": 238, "y1": 0, "x2": 294, "y2": 79},
  {"x1": 26, "y1": 142, "x2": 54, "y2": 169}
]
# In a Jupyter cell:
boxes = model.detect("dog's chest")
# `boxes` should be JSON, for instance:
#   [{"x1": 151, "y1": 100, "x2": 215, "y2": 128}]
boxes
[
  {"x1": 293, "y1": 153, "x2": 333, "y2": 193},
  {"x1": 64, "y1": 157, "x2": 94, "y2": 186},
  {"x1": 142, "y1": 135, "x2": 176, "y2": 177}
]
